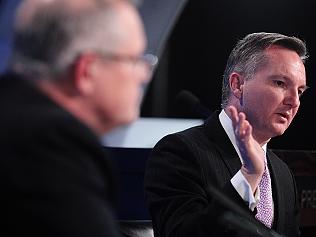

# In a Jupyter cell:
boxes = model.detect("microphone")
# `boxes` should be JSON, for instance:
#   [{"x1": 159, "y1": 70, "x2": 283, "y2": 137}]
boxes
[{"x1": 174, "y1": 90, "x2": 211, "y2": 119}]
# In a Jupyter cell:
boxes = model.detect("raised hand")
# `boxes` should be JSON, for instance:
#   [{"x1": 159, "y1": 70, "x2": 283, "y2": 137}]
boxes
[{"x1": 227, "y1": 106, "x2": 265, "y2": 193}]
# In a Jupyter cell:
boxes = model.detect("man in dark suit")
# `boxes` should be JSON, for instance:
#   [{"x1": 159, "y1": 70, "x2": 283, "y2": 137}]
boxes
[
  {"x1": 144, "y1": 32, "x2": 308, "y2": 237},
  {"x1": 0, "y1": 0, "x2": 157, "y2": 236}
]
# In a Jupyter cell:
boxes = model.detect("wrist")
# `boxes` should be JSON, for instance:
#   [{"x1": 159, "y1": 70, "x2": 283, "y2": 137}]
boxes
[{"x1": 240, "y1": 165, "x2": 263, "y2": 193}]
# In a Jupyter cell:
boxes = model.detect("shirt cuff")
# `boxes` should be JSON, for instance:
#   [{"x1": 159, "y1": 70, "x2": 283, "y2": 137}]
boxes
[{"x1": 231, "y1": 170, "x2": 260, "y2": 211}]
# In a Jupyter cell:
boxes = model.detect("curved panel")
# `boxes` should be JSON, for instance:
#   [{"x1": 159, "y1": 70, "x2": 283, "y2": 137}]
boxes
[{"x1": 139, "y1": 0, "x2": 188, "y2": 59}]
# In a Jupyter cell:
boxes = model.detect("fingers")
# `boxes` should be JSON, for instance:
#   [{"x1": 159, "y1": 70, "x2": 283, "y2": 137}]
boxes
[
  {"x1": 228, "y1": 106, "x2": 238, "y2": 125},
  {"x1": 237, "y1": 114, "x2": 245, "y2": 138},
  {"x1": 227, "y1": 106, "x2": 251, "y2": 141},
  {"x1": 245, "y1": 121, "x2": 252, "y2": 138},
  {"x1": 227, "y1": 106, "x2": 264, "y2": 183}
]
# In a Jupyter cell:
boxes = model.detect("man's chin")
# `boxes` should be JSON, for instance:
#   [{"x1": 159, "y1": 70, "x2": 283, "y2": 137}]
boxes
[{"x1": 272, "y1": 126, "x2": 287, "y2": 137}]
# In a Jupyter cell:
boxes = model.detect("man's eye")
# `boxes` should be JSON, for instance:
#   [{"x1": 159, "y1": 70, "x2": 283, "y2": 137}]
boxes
[{"x1": 273, "y1": 80, "x2": 285, "y2": 87}]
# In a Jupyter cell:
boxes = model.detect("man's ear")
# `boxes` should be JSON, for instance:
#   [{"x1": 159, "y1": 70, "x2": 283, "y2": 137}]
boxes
[
  {"x1": 72, "y1": 53, "x2": 98, "y2": 95},
  {"x1": 229, "y1": 72, "x2": 244, "y2": 99}
]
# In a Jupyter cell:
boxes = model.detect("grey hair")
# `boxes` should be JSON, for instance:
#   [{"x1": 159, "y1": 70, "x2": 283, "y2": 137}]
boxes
[
  {"x1": 9, "y1": 0, "x2": 137, "y2": 79},
  {"x1": 221, "y1": 32, "x2": 308, "y2": 108}
]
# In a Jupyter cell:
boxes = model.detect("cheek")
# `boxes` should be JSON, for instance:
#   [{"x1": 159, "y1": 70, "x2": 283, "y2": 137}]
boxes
[
  {"x1": 121, "y1": 80, "x2": 140, "y2": 101},
  {"x1": 245, "y1": 87, "x2": 280, "y2": 107},
  {"x1": 243, "y1": 89, "x2": 281, "y2": 123},
  {"x1": 99, "y1": 70, "x2": 143, "y2": 119},
  {"x1": 113, "y1": 80, "x2": 142, "y2": 118}
]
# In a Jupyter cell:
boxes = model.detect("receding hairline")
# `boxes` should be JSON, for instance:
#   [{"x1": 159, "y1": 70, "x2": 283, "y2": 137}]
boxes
[{"x1": 242, "y1": 33, "x2": 307, "y2": 60}]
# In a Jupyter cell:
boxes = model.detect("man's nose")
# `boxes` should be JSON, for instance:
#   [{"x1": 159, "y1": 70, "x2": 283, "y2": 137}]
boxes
[{"x1": 284, "y1": 89, "x2": 300, "y2": 108}]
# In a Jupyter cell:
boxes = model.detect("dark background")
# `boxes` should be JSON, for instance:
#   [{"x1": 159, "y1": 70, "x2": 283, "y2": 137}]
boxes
[
  {"x1": 141, "y1": 0, "x2": 316, "y2": 151},
  {"x1": 1, "y1": 0, "x2": 315, "y2": 150}
]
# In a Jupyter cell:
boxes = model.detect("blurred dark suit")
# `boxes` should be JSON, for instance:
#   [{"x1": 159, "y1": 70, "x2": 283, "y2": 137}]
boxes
[{"x1": 0, "y1": 73, "x2": 120, "y2": 237}]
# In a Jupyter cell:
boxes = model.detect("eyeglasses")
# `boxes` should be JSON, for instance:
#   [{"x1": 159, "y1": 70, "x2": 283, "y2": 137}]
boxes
[{"x1": 98, "y1": 52, "x2": 158, "y2": 71}]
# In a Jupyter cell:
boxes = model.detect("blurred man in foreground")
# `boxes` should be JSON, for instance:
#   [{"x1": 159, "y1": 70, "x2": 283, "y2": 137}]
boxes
[{"x1": 0, "y1": 0, "x2": 157, "y2": 236}]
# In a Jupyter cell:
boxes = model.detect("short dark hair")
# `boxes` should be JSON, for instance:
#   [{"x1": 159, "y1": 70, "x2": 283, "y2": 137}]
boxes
[{"x1": 221, "y1": 32, "x2": 308, "y2": 108}]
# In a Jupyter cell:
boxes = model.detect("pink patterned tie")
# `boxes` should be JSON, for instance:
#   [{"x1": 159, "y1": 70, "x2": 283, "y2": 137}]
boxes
[{"x1": 255, "y1": 164, "x2": 274, "y2": 228}]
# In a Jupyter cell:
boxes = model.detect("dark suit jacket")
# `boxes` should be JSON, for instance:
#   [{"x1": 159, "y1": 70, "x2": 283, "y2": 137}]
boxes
[
  {"x1": 0, "y1": 73, "x2": 120, "y2": 236},
  {"x1": 144, "y1": 111, "x2": 300, "y2": 237}
]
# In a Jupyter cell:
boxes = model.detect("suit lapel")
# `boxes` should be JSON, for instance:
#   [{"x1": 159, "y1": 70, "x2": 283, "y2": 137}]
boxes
[
  {"x1": 266, "y1": 150, "x2": 283, "y2": 230},
  {"x1": 204, "y1": 111, "x2": 242, "y2": 176}
]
